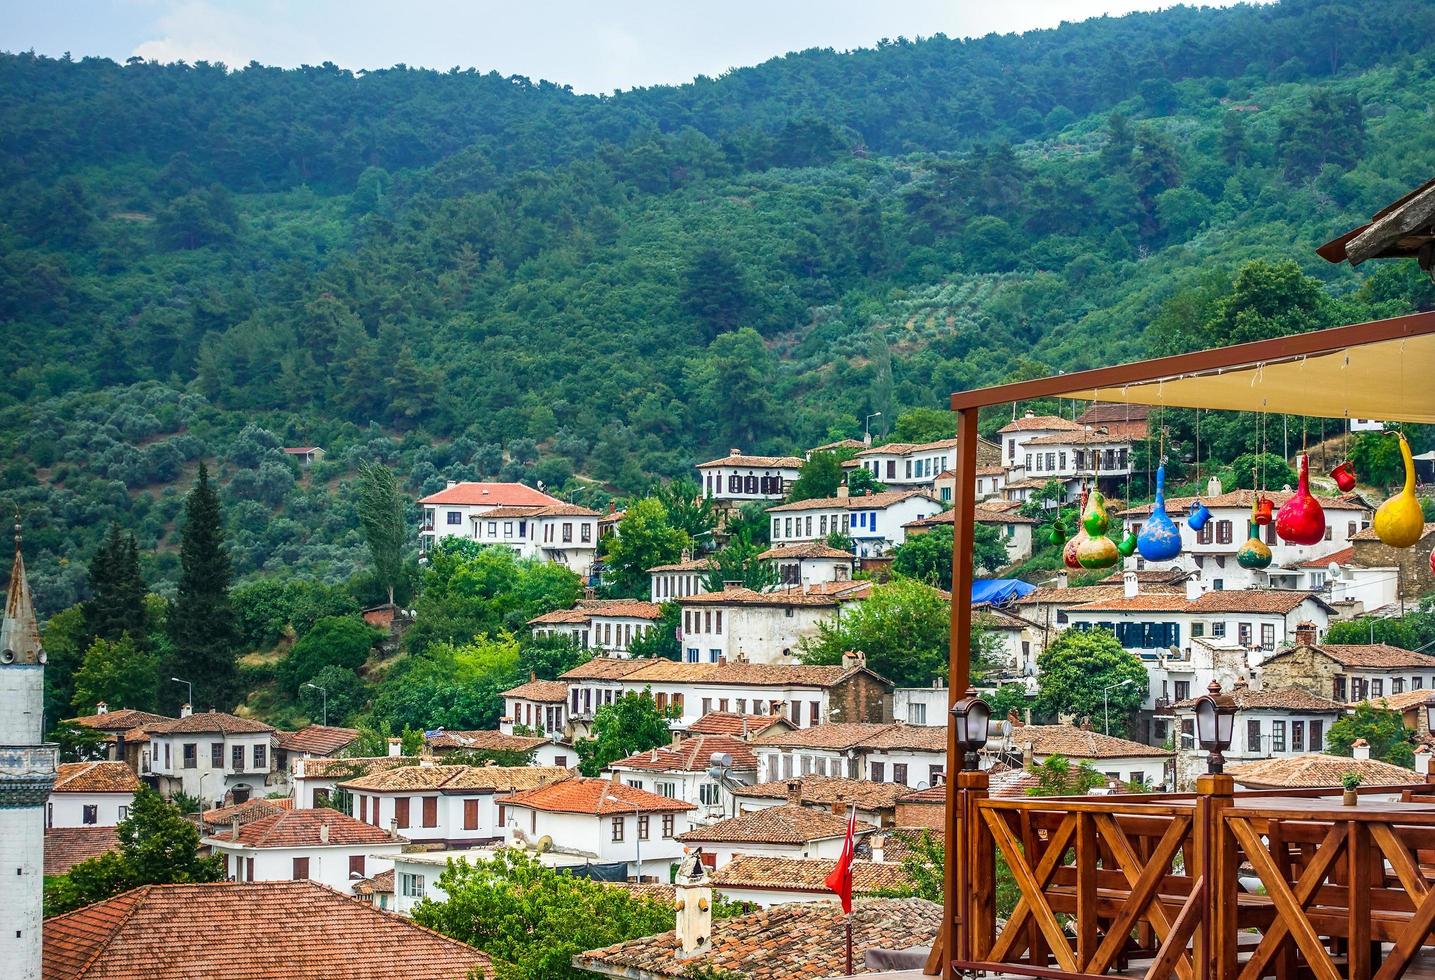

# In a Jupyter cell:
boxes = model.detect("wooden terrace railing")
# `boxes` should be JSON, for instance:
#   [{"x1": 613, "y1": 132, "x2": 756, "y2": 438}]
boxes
[{"x1": 942, "y1": 774, "x2": 1435, "y2": 980}]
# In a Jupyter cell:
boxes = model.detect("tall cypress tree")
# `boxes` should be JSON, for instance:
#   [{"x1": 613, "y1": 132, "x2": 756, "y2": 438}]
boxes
[
  {"x1": 85, "y1": 522, "x2": 148, "y2": 646},
  {"x1": 168, "y1": 463, "x2": 239, "y2": 709}
]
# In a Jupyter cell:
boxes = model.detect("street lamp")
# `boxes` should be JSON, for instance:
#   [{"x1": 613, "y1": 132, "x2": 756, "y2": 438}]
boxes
[
  {"x1": 1423, "y1": 692, "x2": 1435, "y2": 736},
  {"x1": 1103, "y1": 678, "x2": 1137, "y2": 735},
  {"x1": 1194, "y1": 680, "x2": 1237, "y2": 774},
  {"x1": 950, "y1": 687, "x2": 992, "y2": 770},
  {"x1": 171, "y1": 676, "x2": 192, "y2": 711},
  {"x1": 865, "y1": 412, "x2": 882, "y2": 442},
  {"x1": 304, "y1": 682, "x2": 327, "y2": 727}
]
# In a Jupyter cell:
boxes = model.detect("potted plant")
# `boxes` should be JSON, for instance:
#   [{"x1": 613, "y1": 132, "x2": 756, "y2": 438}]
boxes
[{"x1": 1341, "y1": 772, "x2": 1363, "y2": 806}]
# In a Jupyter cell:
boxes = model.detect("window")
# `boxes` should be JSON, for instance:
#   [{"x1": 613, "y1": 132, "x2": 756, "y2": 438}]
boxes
[
  {"x1": 1416, "y1": 678, "x2": 1425, "y2": 690},
  {"x1": 1238, "y1": 623, "x2": 1252, "y2": 647},
  {"x1": 182, "y1": 743, "x2": 197, "y2": 769},
  {"x1": 82, "y1": 804, "x2": 98, "y2": 825},
  {"x1": 1192, "y1": 623, "x2": 1205, "y2": 638},
  {"x1": 400, "y1": 873, "x2": 425, "y2": 899},
  {"x1": 699, "y1": 783, "x2": 720, "y2": 806},
  {"x1": 870, "y1": 761, "x2": 886, "y2": 782},
  {"x1": 715, "y1": 611, "x2": 723, "y2": 634},
  {"x1": 581, "y1": 523, "x2": 592, "y2": 543},
  {"x1": 359, "y1": 795, "x2": 369, "y2": 822},
  {"x1": 232, "y1": 744, "x2": 245, "y2": 771},
  {"x1": 164, "y1": 743, "x2": 171, "y2": 769},
  {"x1": 809, "y1": 702, "x2": 820, "y2": 725},
  {"x1": 1260, "y1": 624, "x2": 1275, "y2": 650},
  {"x1": 117, "y1": 805, "x2": 128, "y2": 821},
  {"x1": 1310, "y1": 720, "x2": 1324, "y2": 752},
  {"x1": 1371, "y1": 679, "x2": 1384, "y2": 697},
  {"x1": 1198, "y1": 522, "x2": 1214, "y2": 545},
  {"x1": 611, "y1": 816, "x2": 625, "y2": 842},
  {"x1": 662, "y1": 814, "x2": 675, "y2": 838},
  {"x1": 1174, "y1": 681, "x2": 1190, "y2": 702},
  {"x1": 253, "y1": 744, "x2": 266, "y2": 770},
  {"x1": 1215, "y1": 520, "x2": 1233, "y2": 544},
  {"x1": 447, "y1": 511, "x2": 462, "y2": 525},
  {"x1": 637, "y1": 814, "x2": 650, "y2": 840},
  {"x1": 1324, "y1": 527, "x2": 1333, "y2": 541},
  {"x1": 210, "y1": 743, "x2": 223, "y2": 768},
  {"x1": 709, "y1": 648, "x2": 721, "y2": 663},
  {"x1": 292, "y1": 857, "x2": 310, "y2": 880},
  {"x1": 930, "y1": 765, "x2": 944, "y2": 785},
  {"x1": 1394, "y1": 679, "x2": 1406, "y2": 694},
  {"x1": 488, "y1": 521, "x2": 497, "y2": 536},
  {"x1": 423, "y1": 796, "x2": 438, "y2": 828},
  {"x1": 1334, "y1": 676, "x2": 1348, "y2": 701},
  {"x1": 702, "y1": 698, "x2": 712, "y2": 714},
  {"x1": 893, "y1": 763, "x2": 909, "y2": 785},
  {"x1": 1247, "y1": 719, "x2": 1261, "y2": 754},
  {"x1": 1271, "y1": 721, "x2": 1286, "y2": 753},
  {"x1": 1025, "y1": 453, "x2": 1033, "y2": 471},
  {"x1": 395, "y1": 797, "x2": 410, "y2": 828},
  {"x1": 736, "y1": 699, "x2": 747, "y2": 713},
  {"x1": 464, "y1": 798, "x2": 479, "y2": 830},
  {"x1": 1292, "y1": 721, "x2": 1305, "y2": 752},
  {"x1": 656, "y1": 781, "x2": 678, "y2": 798},
  {"x1": 1212, "y1": 622, "x2": 1226, "y2": 638},
  {"x1": 909, "y1": 703, "x2": 927, "y2": 725},
  {"x1": 349, "y1": 854, "x2": 366, "y2": 878},
  {"x1": 562, "y1": 522, "x2": 573, "y2": 542},
  {"x1": 1059, "y1": 452, "x2": 1067, "y2": 471}
]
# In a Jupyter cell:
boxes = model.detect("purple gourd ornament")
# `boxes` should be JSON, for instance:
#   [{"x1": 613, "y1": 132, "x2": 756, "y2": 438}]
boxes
[{"x1": 1137, "y1": 465, "x2": 1182, "y2": 562}]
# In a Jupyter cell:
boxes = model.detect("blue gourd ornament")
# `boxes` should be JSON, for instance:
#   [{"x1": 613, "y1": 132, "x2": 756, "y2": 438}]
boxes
[{"x1": 1137, "y1": 465, "x2": 1182, "y2": 562}]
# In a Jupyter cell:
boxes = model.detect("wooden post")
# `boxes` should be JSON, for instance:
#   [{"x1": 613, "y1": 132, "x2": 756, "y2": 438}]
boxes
[
  {"x1": 1347, "y1": 819, "x2": 1372, "y2": 980},
  {"x1": 962, "y1": 769, "x2": 994, "y2": 961},
  {"x1": 941, "y1": 407, "x2": 980, "y2": 980},
  {"x1": 1076, "y1": 812, "x2": 1098, "y2": 971},
  {"x1": 1195, "y1": 773, "x2": 1236, "y2": 980}
]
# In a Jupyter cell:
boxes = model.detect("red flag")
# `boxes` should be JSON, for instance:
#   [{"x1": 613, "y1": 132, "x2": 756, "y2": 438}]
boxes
[{"x1": 824, "y1": 805, "x2": 857, "y2": 913}]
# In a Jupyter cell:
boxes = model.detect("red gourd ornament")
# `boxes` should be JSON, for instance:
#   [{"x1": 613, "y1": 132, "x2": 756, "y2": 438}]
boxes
[
  {"x1": 1063, "y1": 528, "x2": 1089, "y2": 570},
  {"x1": 1275, "y1": 454, "x2": 1325, "y2": 546}
]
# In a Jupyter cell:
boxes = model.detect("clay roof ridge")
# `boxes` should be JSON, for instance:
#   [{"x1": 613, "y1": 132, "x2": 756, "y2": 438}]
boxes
[{"x1": 53, "y1": 883, "x2": 154, "y2": 980}]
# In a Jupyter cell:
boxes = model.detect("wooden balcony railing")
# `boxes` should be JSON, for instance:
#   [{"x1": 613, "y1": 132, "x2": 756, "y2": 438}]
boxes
[{"x1": 941, "y1": 773, "x2": 1435, "y2": 980}]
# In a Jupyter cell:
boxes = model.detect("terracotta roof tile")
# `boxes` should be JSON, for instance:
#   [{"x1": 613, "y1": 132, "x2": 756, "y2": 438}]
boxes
[
  {"x1": 1301, "y1": 546, "x2": 1355, "y2": 568},
  {"x1": 712, "y1": 855, "x2": 912, "y2": 894},
  {"x1": 425, "y1": 730, "x2": 549, "y2": 753},
  {"x1": 753, "y1": 723, "x2": 911, "y2": 751},
  {"x1": 63, "y1": 709, "x2": 173, "y2": 734},
  {"x1": 339, "y1": 765, "x2": 569, "y2": 793},
  {"x1": 52, "y1": 762, "x2": 141, "y2": 794},
  {"x1": 755, "y1": 542, "x2": 855, "y2": 561},
  {"x1": 528, "y1": 607, "x2": 593, "y2": 625},
  {"x1": 43, "y1": 880, "x2": 491, "y2": 980},
  {"x1": 499, "y1": 678, "x2": 570, "y2": 702},
  {"x1": 1227, "y1": 753, "x2": 1417, "y2": 788},
  {"x1": 695, "y1": 453, "x2": 804, "y2": 469},
  {"x1": 583, "y1": 600, "x2": 664, "y2": 620},
  {"x1": 767, "y1": 489, "x2": 941, "y2": 513},
  {"x1": 603, "y1": 881, "x2": 677, "y2": 903},
  {"x1": 808, "y1": 439, "x2": 867, "y2": 454},
  {"x1": 906, "y1": 507, "x2": 1039, "y2": 528},
  {"x1": 998, "y1": 415, "x2": 1083, "y2": 433},
  {"x1": 274, "y1": 725, "x2": 359, "y2": 756},
  {"x1": 558, "y1": 658, "x2": 656, "y2": 681},
  {"x1": 205, "y1": 808, "x2": 399, "y2": 848},
  {"x1": 562, "y1": 657, "x2": 878, "y2": 688},
  {"x1": 1001, "y1": 725, "x2": 1170, "y2": 760},
  {"x1": 678, "y1": 803, "x2": 862, "y2": 844},
  {"x1": 733, "y1": 776, "x2": 910, "y2": 811},
  {"x1": 44, "y1": 826, "x2": 120, "y2": 876},
  {"x1": 1078, "y1": 403, "x2": 1152, "y2": 425},
  {"x1": 296, "y1": 756, "x2": 417, "y2": 780},
  {"x1": 685, "y1": 712, "x2": 788, "y2": 737},
  {"x1": 145, "y1": 710, "x2": 274, "y2": 735},
  {"x1": 853, "y1": 436, "x2": 961, "y2": 458},
  {"x1": 1068, "y1": 589, "x2": 1329, "y2": 615},
  {"x1": 574, "y1": 897, "x2": 940, "y2": 979},
  {"x1": 198, "y1": 798, "x2": 293, "y2": 829},
  {"x1": 1307, "y1": 643, "x2": 1435, "y2": 669},
  {"x1": 418, "y1": 481, "x2": 560, "y2": 507},
  {"x1": 1171, "y1": 686, "x2": 1344, "y2": 712},
  {"x1": 646, "y1": 557, "x2": 717, "y2": 573},
  {"x1": 613, "y1": 735, "x2": 759, "y2": 773},
  {"x1": 354, "y1": 868, "x2": 395, "y2": 897},
  {"x1": 1358, "y1": 689, "x2": 1435, "y2": 712},
  {"x1": 1353, "y1": 522, "x2": 1435, "y2": 541},
  {"x1": 675, "y1": 583, "x2": 869, "y2": 607},
  {"x1": 501, "y1": 777, "x2": 696, "y2": 814}
]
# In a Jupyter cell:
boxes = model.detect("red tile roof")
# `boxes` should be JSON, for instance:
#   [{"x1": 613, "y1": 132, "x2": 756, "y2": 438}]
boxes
[
  {"x1": 1069, "y1": 589, "x2": 1329, "y2": 615},
  {"x1": 767, "y1": 490, "x2": 941, "y2": 513},
  {"x1": 145, "y1": 710, "x2": 274, "y2": 735},
  {"x1": 528, "y1": 607, "x2": 593, "y2": 625},
  {"x1": 1353, "y1": 522, "x2": 1435, "y2": 541},
  {"x1": 646, "y1": 556, "x2": 718, "y2": 573},
  {"x1": 685, "y1": 712, "x2": 789, "y2": 737},
  {"x1": 1301, "y1": 546, "x2": 1355, "y2": 568},
  {"x1": 198, "y1": 797, "x2": 293, "y2": 829},
  {"x1": 574, "y1": 898, "x2": 940, "y2": 979},
  {"x1": 205, "y1": 808, "x2": 400, "y2": 848},
  {"x1": 695, "y1": 452, "x2": 804, "y2": 469},
  {"x1": 558, "y1": 657, "x2": 655, "y2": 681},
  {"x1": 754, "y1": 722, "x2": 901, "y2": 751},
  {"x1": 712, "y1": 855, "x2": 912, "y2": 894},
  {"x1": 584, "y1": 600, "x2": 664, "y2": 620},
  {"x1": 296, "y1": 756, "x2": 417, "y2": 780},
  {"x1": 1120, "y1": 489, "x2": 1370, "y2": 516},
  {"x1": 612, "y1": 735, "x2": 759, "y2": 773},
  {"x1": 677, "y1": 803, "x2": 861, "y2": 844},
  {"x1": 733, "y1": 776, "x2": 910, "y2": 811},
  {"x1": 44, "y1": 826, "x2": 120, "y2": 876},
  {"x1": 339, "y1": 765, "x2": 570, "y2": 794},
  {"x1": 755, "y1": 542, "x2": 855, "y2": 560},
  {"x1": 274, "y1": 725, "x2": 360, "y2": 756},
  {"x1": 1003, "y1": 725, "x2": 1171, "y2": 759},
  {"x1": 1171, "y1": 686, "x2": 1344, "y2": 712},
  {"x1": 674, "y1": 582, "x2": 872, "y2": 607},
  {"x1": 424, "y1": 730, "x2": 549, "y2": 753},
  {"x1": 52, "y1": 762, "x2": 141, "y2": 794},
  {"x1": 63, "y1": 709, "x2": 173, "y2": 734},
  {"x1": 499, "y1": 678, "x2": 570, "y2": 702},
  {"x1": 1306, "y1": 643, "x2": 1435, "y2": 669},
  {"x1": 43, "y1": 880, "x2": 492, "y2": 980},
  {"x1": 501, "y1": 777, "x2": 696, "y2": 814},
  {"x1": 998, "y1": 414, "x2": 1083, "y2": 433},
  {"x1": 418, "y1": 481, "x2": 560, "y2": 507},
  {"x1": 1227, "y1": 753, "x2": 1418, "y2": 788},
  {"x1": 1078, "y1": 403, "x2": 1152, "y2": 425}
]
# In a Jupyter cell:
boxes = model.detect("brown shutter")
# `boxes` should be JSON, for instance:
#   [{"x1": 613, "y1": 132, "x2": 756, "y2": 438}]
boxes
[
  {"x1": 463, "y1": 798, "x2": 479, "y2": 831},
  {"x1": 292, "y1": 857, "x2": 310, "y2": 880},
  {"x1": 349, "y1": 854, "x2": 365, "y2": 878},
  {"x1": 423, "y1": 796, "x2": 438, "y2": 828},
  {"x1": 395, "y1": 797, "x2": 410, "y2": 829},
  {"x1": 359, "y1": 795, "x2": 368, "y2": 822}
]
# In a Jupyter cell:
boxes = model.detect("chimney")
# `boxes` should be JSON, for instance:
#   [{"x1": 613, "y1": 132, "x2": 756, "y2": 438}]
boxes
[
  {"x1": 671, "y1": 731, "x2": 682, "y2": 749},
  {"x1": 1123, "y1": 571, "x2": 1138, "y2": 599},
  {"x1": 230, "y1": 819, "x2": 240, "y2": 838},
  {"x1": 862, "y1": 431, "x2": 872, "y2": 447},
  {"x1": 1056, "y1": 571, "x2": 1069, "y2": 590},
  {"x1": 1023, "y1": 411, "x2": 1035, "y2": 419},
  {"x1": 319, "y1": 822, "x2": 331, "y2": 844},
  {"x1": 1294, "y1": 622, "x2": 1317, "y2": 648},
  {"x1": 529, "y1": 670, "x2": 537, "y2": 682},
  {"x1": 611, "y1": 770, "x2": 621, "y2": 785},
  {"x1": 1022, "y1": 741, "x2": 1035, "y2": 768},
  {"x1": 717, "y1": 655, "x2": 727, "y2": 666},
  {"x1": 786, "y1": 779, "x2": 802, "y2": 805},
  {"x1": 1417, "y1": 746, "x2": 1431, "y2": 777},
  {"x1": 870, "y1": 832, "x2": 885, "y2": 863},
  {"x1": 96, "y1": 701, "x2": 108, "y2": 715},
  {"x1": 674, "y1": 852, "x2": 713, "y2": 955},
  {"x1": 729, "y1": 448, "x2": 741, "y2": 457},
  {"x1": 1185, "y1": 576, "x2": 1203, "y2": 603},
  {"x1": 446, "y1": 480, "x2": 457, "y2": 489},
  {"x1": 389, "y1": 818, "x2": 399, "y2": 841},
  {"x1": 841, "y1": 649, "x2": 865, "y2": 671},
  {"x1": 1352, "y1": 738, "x2": 1371, "y2": 761},
  {"x1": 1233, "y1": 676, "x2": 1249, "y2": 692},
  {"x1": 114, "y1": 733, "x2": 127, "y2": 762},
  {"x1": 387, "y1": 737, "x2": 402, "y2": 757},
  {"x1": 180, "y1": 702, "x2": 192, "y2": 718},
  {"x1": 1207, "y1": 475, "x2": 1222, "y2": 497},
  {"x1": 836, "y1": 485, "x2": 849, "y2": 501},
  {"x1": 831, "y1": 801, "x2": 845, "y2": 816}
]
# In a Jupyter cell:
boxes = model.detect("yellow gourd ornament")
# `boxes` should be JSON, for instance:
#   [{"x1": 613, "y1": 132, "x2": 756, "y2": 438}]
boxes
[{"x1": 1374, "y1": 431, "x2": 1424, "y2": 548}]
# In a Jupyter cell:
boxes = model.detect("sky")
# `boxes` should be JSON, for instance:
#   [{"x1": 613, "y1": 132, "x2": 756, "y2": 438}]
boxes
[{"x1": 4, "y1": 1, "x2": 1263, "y2": 95}]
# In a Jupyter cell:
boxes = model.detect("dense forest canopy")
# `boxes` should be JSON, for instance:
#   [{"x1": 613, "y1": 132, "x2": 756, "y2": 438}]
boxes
[{"x1": 3, "y1": 0, "x2": 1435, "y2": 613}]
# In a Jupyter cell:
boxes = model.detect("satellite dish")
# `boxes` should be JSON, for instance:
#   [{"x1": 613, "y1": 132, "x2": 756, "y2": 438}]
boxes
[
  {"x1": 1328, "y1": 561, "x2": 1342, "y2": 578},
  {"x1": 709, "y1": 752, "x2": 733, "y2": 769}
]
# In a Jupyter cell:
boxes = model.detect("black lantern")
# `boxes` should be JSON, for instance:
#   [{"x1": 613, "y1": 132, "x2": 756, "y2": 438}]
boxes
[
  {"x1": 1193, "y1": 679, "x2": 1237, "y2": 774},
  {"x1": 951, "y1": 686, "x2": 992, "y2": 769},
  {"x1": 1424, "y1": 692, "x2": 1435, "y2": 736}
]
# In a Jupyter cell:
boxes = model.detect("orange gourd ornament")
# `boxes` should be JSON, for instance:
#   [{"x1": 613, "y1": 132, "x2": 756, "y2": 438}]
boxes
[
  {"x1": 1374, "y1": 432, "x2": 1424, "y2": 548},
  {"x1": 1275, "y1": 454, "x2": 1325, "y2": 546}
]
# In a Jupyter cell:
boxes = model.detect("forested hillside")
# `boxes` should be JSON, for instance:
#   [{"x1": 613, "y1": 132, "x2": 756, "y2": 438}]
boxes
[{"x1": 4, "y1": 0, "x2": 1435, "y2": 612}]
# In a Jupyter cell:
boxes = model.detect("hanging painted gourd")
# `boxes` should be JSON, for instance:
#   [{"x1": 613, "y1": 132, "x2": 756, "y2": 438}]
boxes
[
  {"x1": 1429, "y1": 546, "x2": 1435, "y2": 578},
  {"x1": 1237, "y1": 502, "x2": 1272, "y2": 570},
  {"x1": 1082, "y1": 490, "x2": 1111, "y2": 537},
  {"x1": 1330, "y1": 461, "x2": 1358, "y2": 493},
  {"x1": 1116, "y1": 526, "x2": 1139, "y2": 557},
  {"x1": 1275, "y1": 453, "x2": 1326, "y2": 546},
  {"x1": 1137, "y1": 465, "x2": 1182, "y2": 562},
  {"x1": 1063, "y1": 527, "x2": 1088, "y2": 570},
  {"x1": 1077, "y1": 532, "x2": 1120, "y2": 570},
  {"x1": 1374, "y1": 431, "x2": 1425, "y2": 548}
]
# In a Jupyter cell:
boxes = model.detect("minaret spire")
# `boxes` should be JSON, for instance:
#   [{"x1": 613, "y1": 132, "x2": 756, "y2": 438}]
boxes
[{"x1": 2, "y1": 517, "x2": 44, "y2": 665}]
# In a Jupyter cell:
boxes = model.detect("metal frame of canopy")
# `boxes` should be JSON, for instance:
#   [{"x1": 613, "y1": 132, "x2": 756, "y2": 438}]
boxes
[{"x1": 937, "y1": 308, "x2": 1435, "y2": 976}]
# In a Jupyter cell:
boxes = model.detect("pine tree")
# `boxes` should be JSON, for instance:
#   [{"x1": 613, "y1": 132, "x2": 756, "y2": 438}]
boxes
[
  {"x1": 168, "y1": 463, "x2": 239, "y2": 709},
  {"x1": 84, "y1": 522, "x2": 147, "y2": 646}
]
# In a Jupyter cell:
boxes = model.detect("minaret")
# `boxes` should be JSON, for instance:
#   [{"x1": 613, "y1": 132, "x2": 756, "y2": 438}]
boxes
[{"x1": 0, "y1": 522, "x2": 56, "y2": 980}]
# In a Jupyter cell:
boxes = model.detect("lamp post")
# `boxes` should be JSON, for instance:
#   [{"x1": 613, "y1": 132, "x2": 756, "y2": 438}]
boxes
[
  {"x1": 304, "y1": 682, "x2": 327, "y2": 727},
  {"x1": 171, "y1": 676, "x2": 192, "y2": 711},
  {"x1": 605, "y1": 788, "x2": 643, "y2": 881},
  {"x1": 1103, "y1": 678, "x2": 1137, "y2": 735},
  {"x1": 865, "y1": 412, "x2": 882, "y2": 442},
  {"x1": 950, "y1": 687, "x2": 992, "y2": 770},
  {"x1": 1194, "y1": 680, "x2": 1237, "y2": 774}
]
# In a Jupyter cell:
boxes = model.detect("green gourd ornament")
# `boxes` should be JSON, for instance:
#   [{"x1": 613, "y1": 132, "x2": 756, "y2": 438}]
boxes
[
  {"x1": 1082, "y1": 490, "x2": 1110, "y2": 537},
  {"x1": 1236, "y1": 502, "x2": 1272, "y2": 570},
  {"x1": 1076, "y1": 532, "x2": 1120, "y2": 570},
  {"x1": 1116, "y1": 526, "x2": 1139, "y2": 557}
]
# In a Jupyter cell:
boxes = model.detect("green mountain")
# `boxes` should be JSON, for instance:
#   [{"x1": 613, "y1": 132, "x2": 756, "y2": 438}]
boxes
[{"x1": 3, "y1": 0, "x2": 1435, "y2": 613}]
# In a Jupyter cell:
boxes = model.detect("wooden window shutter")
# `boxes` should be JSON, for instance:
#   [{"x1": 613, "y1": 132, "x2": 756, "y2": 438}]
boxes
[
  {"x1": 395, "y1": 797, "x2": 410, "y2": 829},
  {"x1": 423, "y1": 796, "x2": 438, "y2": 828},
  {"x1": 463, "y1": 798, "x2": 479, "y2": 831},
  {"x1": 292, "y1": 857, "x2": 310, "y2": 880}
]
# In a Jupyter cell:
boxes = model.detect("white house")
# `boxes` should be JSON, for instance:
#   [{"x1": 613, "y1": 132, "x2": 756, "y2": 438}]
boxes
[
  {"x1": 1119, "y1": 486, "x2": 1372, "y2": 591},
  {"x1": 203, "y1": 807, "x2": 404, "y2": 894},
  {"x1": 996, "y1": 412, "x2": 1083, "y2": 470},
  {"x1": 418, "y1": 481, "x2": 564, "y2": 549},
  {"x1": 560, "y1": 653, "x2": 893, "y2": 732},
  {"x1": 903, "y1": 507, "x2": 1037, "y2": 564},
  {"x1": 609, "y1": 734, "x2": 759, "y2": 822},
  {"x1": 751, "y1": 723, "x2": 947, "y2": 790},
  {"x1": 272, "y1": 725, "x2": 359, "y2": 780},
  {"x1": 339, "y1": 764, "x2": 571, "y2": 847},
  {"x1": 649, "y1": 554, "x2": 717, "y2": 603},
  {"x1": 291, "y1": 753, "x2": 417, "y2": 809},
  {"x1": 1168, "y1": 683, "x2": 1344, "y2": 789},
  {"x1": 425, "y1": 729, "x2": 573, "y2": 768},
  {"x1": 767, "y1": 487, "x2": 943, "y2": 558},
  {"x1": 46, "y1": 762, "x2": 139, "y2": 828},
  {"x1": 1016, "y1": 429, "x2": 1140, "y2": 498},
  {"x1": 846, "y1": 438, "x2": 958, "y2": 489},
  {"x1": 983, "y1": 724, "x2": 1171, "y2": 788},
  {"x1": 676, "y1": 795, "x2": 871, "y2": 868},
  {"x1": 528, "y1": 599, "x2": 664, "y2": 655},
  {"x1": 675, "y1": 582, "x2": 870, "y2": 665},
  {"x1": 696, "y1": 450, "x2": 804, "y2": 506},
  {"x1": 61, "y1": 705, "x2": 173, "y2": 773},
  {"x1": 146, "y1": 708, "x2": 276, "y2": 807},
  {"x1": 934, "y1": 465, "x2": 1009, "y2": 504},
  {"x1": 499, "y1": 677, "x2": 570, "y2": 736},
  {"x1": 756, "y1": 542, "x2": 854, "y2": 587},
  {"x1": 500, "y1": 776, "x2": 698, "y2": 881}
]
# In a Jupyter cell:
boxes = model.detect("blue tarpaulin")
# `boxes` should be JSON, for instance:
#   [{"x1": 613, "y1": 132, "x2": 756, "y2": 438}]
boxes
[{"x1": 970, "y1": 578, "x2": 1036, "y2": 606}]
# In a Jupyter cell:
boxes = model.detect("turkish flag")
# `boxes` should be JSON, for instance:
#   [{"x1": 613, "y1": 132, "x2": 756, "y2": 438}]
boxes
[{"x1": 824, "y1": 806, "x2": 857, "y2": 913}]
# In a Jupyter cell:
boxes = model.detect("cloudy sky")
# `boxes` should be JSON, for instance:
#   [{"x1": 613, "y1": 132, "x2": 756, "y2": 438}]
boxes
[{"x1": 6, "y1": 1, "x2": 1261, "y2": 94}]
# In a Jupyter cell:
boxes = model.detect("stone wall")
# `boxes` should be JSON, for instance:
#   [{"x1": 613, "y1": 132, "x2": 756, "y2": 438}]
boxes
[
  {"x1": 829, "y1": 671, "x2": 893, "y2": 724},
  {"x1": 1351, "y1": 527, "x2": 1435, "y2": 600},
  {"x1": 1258, "y1": 646, "x2": 1341, "y2": 701},
  {"x1": 893, "y1": 799, "x2": 944, "y2": 831}
]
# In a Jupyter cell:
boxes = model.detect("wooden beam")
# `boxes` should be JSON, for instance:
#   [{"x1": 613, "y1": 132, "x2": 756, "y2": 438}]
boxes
[
  {"x1": 1228, "y1": 817, "x2": 1344, "y2": 980},
  {"x1": 948, "y1": 310, "x2": 1435, "y2": 411}
]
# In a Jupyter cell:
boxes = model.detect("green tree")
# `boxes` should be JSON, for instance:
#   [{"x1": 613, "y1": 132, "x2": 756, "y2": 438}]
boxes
[
  {"x1": 625, "y1": 603, "x2": 680, "y2": 660},
  {"x1": 1349, "y1": 431, "x2": 1407, "y2": 489},
  {"x1": 370, "y1": 633, "x2": 524, "y2": 732},
  {"x1": 681, "y1": 246, "x2": 754, "y2": 342},
  {"x1": 1327, "y1": 702, "x2": 1416, "y2": 768},
  {"x1": 412, "y1": 849, "x2": 675, "y2": 979},
  {"x1": 650, "y1": 478, "x2": 717, "y2": 541},
  {"x1": 278, "y1": 615, "x2": 381, "y2": 691},
  {"x1": 988, "y1": 683, "x2": 1033, "y2": 725},
  {"x1": 787, "y1": 450, "x2": 856, "y2": 503},
  {"x1": 1226, "y1": 452, "x2": 1297, "y2": 492},
  {"x1": 355, "y1": 460, "x2": 408, "y2": 607},
  {"x1": 42, "y1": 605, "x2": 90, "y2": 728},
  {"x1": 602, "y1": 499, "x2": 691, "y2": 599},
  {"x1": 1032, "y1": 628, "x2": 1148, "y2": 738},
  {"x1": 701, "y1": 541, "x2": 779, "y2": 593},
  {"x1": 520, "y1": 632, "x2": 594, "y2": 678},
  {"x1": 168, "y1": 463, "x2": 240, "y2": 709},
  {"x1": 299, "y1": 664, "x2": 370, "y2": 725},
  {"x1": 1203, "y1": 259, "x2": 1329, "y2": 347},
  {"x1": 890, "y1": 524, "x2": 1008, "y2": 589},
  {"x1": 1026, "y1": 754, "x2": 1107, "y2": 796},
  {"x1": 575, "y1": 689, "x2": 674, "y2": 776},
  {"x1": 70, "y1": 635, "x2": 161, "y2": 714},
  {"x1": 890, "y1": 408, "x2": 955, "y2": 443},
  {"x1": 44, "y1": 787, "x2": 224, "y2": 915},
  {"x1": 84, "y1": 522, "x2": 147, "y2": 647}
]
